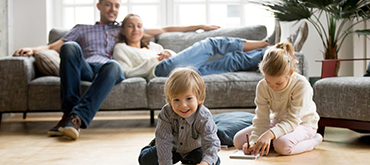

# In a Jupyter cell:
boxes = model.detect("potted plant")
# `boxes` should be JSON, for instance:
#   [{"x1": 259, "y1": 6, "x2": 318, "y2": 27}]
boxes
[{"x1": 254, "y1": 0, "x2": 370, "y2": 76}]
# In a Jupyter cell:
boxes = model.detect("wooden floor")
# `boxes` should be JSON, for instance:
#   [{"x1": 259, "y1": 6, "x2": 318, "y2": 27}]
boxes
[{"x1": 1, "y1": 111, "x2": 370, "y2": 165}]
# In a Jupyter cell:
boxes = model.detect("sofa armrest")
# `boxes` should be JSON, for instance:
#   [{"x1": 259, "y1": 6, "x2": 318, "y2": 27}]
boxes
[
  {"x1": 0, "y1": 56, "x2": 36, "y2": 111},
  {"x1": 313, "y1": 77, "x2": 370, "y2": 121}
]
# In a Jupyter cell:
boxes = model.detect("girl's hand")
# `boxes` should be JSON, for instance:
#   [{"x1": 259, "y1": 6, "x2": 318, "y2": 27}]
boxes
[
  {"x1": 252, "y1": 130, "x2": 275, "y2": 156},
  {"x1": 242, "y1": 142, "x2": 252, "y2": 155}
]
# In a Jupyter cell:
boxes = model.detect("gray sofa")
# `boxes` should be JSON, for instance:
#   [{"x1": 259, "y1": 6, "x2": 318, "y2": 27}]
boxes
[
  {"x1": 313, "y1": 77, "x2": 370, "y2": 136},
  {"x1": 0, "y1": 25, "x2": 308, "y2": 124}
]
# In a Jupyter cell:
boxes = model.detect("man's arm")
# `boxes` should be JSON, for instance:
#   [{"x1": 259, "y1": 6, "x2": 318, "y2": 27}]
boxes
[
  {"x1": 13, "y1": 39, "x2": 65, "y2": 57},
  {"x1": 145, "y1": 25, "x2": 220, "y2": 37}
]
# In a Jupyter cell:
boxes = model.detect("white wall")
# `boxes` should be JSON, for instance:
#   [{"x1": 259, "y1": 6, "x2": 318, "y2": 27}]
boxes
[
  {"x1": 353, "y1": 20, "x2": 369, "y2": 77},
  {"x1": 10, "y1": 0, "x2": 48, "y2": 53},
  {"x1": 0, "y1": 0, "x2": 8, "y2": 57},
  {"x1": 8, "y1": 1, "x2": 361, "y2": 77}
]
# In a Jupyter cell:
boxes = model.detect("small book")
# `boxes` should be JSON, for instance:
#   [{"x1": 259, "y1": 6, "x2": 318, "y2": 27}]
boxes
[{"x1": 229, "y1": 150, "x2": 260, "y2": 159}]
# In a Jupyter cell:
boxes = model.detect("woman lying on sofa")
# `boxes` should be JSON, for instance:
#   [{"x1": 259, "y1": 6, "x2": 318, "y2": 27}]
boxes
[{"x1": 113, "y1": 13, "x2": 303, "y2": 80}]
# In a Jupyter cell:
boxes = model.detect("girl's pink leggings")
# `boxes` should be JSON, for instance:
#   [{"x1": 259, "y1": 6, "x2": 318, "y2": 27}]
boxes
[{"x1": 233, "y1": 121, "x2": 317, "y2": 155}]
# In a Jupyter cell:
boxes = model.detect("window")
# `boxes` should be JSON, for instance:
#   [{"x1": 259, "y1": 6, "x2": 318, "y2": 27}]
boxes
[
  {"x1": 57, "y1": 0, "x2": 274, "y2": 35},
  {"x1": 59, "y1": 0, "x2": 98, "y2": 29}
]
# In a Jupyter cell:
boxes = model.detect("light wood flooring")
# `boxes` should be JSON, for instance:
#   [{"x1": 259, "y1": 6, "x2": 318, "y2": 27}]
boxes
[{"x1": 1, "y1": 111, "x2": 370, "y2": 165}]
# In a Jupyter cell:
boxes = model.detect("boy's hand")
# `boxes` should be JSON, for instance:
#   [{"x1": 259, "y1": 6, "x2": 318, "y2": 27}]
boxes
[
  {"x1": 197, "y1": 161, "x2": 209, "y2": 165},
  {"x1": 251, "y1": 130, "x2": 275, "y2": 156}
]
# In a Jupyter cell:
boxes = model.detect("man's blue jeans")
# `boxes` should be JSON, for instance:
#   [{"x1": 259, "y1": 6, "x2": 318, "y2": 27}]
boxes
[
  {"x1": 138, "y1": 145, "x2": 221, "y2": 165},
  {"x1": 59, "y1": 41, "x2": 125, "y2": 128},
  {"x1": 155, "y1": 37, "x2": 266, "y2": 77}
]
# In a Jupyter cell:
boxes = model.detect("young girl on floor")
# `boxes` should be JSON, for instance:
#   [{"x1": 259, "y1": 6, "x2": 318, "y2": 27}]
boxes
[{"x1": 233, "y1": 42, "x2": 322, "y2": 156}]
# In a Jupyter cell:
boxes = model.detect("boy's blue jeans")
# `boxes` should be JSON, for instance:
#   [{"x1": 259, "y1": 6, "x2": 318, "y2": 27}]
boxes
[
  {"x1": 138, "y1": 145, "x2": 221, "y2": 165},
  {"x1": 59, "y1": 41, "x2": 125, "y2": 128},
  {"x1": 155, "y1": 37, "x2": 266, "y2": 77}
]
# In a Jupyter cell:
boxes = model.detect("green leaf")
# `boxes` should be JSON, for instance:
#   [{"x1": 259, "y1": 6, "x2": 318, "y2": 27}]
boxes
[
  {"x1": 300, "y1": 0, "x2": 339, "y2": 8},
  {"x1": 357, "y1": 3, "x2": 370, "y2": 18},
  {"x1": 252, "y1": 0, "x2": 312, "y2": 21},
  {"x1": 355, "y1": 29, "x2": 370, "y2": 35},
  {"x1": 338, "y1": 0, "x2": 370, "y2": 19},
  {"x1": 252, "y1": 0, "x2": 370, "y2": 57}
]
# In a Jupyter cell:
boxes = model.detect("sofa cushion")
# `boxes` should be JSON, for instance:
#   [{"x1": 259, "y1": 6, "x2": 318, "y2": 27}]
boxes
[
  {"x1": 213, "y1": 112, "x2": 255, "y2": 146},
  {"x1": 155, "y1": 25, "x2": 267, "y2": 53},
  {"x1": 28, "y1": 77, "x2": 148, "y2": 111},
  {"x1": 34, "y1": 50, "x2": 60, "y2": 76}
]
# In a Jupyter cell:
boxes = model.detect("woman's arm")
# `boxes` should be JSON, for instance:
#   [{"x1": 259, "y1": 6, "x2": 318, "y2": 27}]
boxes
[{"x1": 145, "y1": 25, "x2": 220, "y2": 37}]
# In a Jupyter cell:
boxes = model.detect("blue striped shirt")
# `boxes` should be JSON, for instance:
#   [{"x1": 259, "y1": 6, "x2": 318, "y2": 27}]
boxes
[
  {"x1": 155, "y1": 104, "x2": 220, "y2": 165},
  {"x1": 61, "y1": 22, "x2": 120, "y2": 63}
]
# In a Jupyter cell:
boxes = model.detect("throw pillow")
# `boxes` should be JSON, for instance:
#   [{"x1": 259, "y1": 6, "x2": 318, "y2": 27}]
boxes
[
  {"x1": 213, "y1": 111, "x2": 255, "y2": 146},
  {"x1": 34, "y1": 50, "x2": 60, "y2": 76}
]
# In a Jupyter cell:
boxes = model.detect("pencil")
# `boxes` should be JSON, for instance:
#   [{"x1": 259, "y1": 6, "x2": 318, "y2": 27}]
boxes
[{"x1": 246, "y1": 134, "x2": 249, "y2": 149}]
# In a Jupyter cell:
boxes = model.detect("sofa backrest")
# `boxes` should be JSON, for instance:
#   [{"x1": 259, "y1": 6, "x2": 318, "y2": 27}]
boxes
[
  {"x1": 48, "y1": 28, "x2": 69, "y2": 45},
  {"x1": 155, "y1": 25, "x2": 267, "y2": 53},
  {"x1": 45, "y1": 25, "x2": 309, "y2": 77},
  {"x1": 48, "y1": 25, "x2": 267, "y2": 52}
]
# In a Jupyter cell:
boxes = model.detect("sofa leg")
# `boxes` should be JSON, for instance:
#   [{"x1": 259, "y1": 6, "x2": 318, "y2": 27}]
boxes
[
  {"x1": 23, "y1": 112, "x2": 27, "y2": 119},
  {"x1": 150, "y1": 110, "x2": 155, "y2": 125},
  {"x1": 317, "y1": 126, "x2": 325, "y2": 137}
]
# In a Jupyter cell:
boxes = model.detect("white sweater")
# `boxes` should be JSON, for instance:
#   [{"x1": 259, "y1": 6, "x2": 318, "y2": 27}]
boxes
[
  {"x1": 113, "y1": 42, "x2": 177, "y2": 80},
  {"x1": 250, "y1": 72, "x2": 320, "y2": 145}
]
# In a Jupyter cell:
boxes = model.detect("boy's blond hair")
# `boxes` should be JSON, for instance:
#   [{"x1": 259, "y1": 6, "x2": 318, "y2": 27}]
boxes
[
  {"x1": 259, "y1": 41, "x2": 299, "y2": 77},
  {"x1": 165, "y1": 67, "x2": 206, "y2": 105}
]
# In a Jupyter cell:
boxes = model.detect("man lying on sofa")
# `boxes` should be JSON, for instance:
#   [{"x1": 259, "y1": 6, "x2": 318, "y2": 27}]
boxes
[{"x1": 12, "y1": 0, "x2": 220, "y2": 140}]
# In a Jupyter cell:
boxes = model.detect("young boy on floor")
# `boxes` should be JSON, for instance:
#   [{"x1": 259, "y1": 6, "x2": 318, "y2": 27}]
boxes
[{"x1": 138, "y1": 67, "x2": 221, "y2": 165}]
